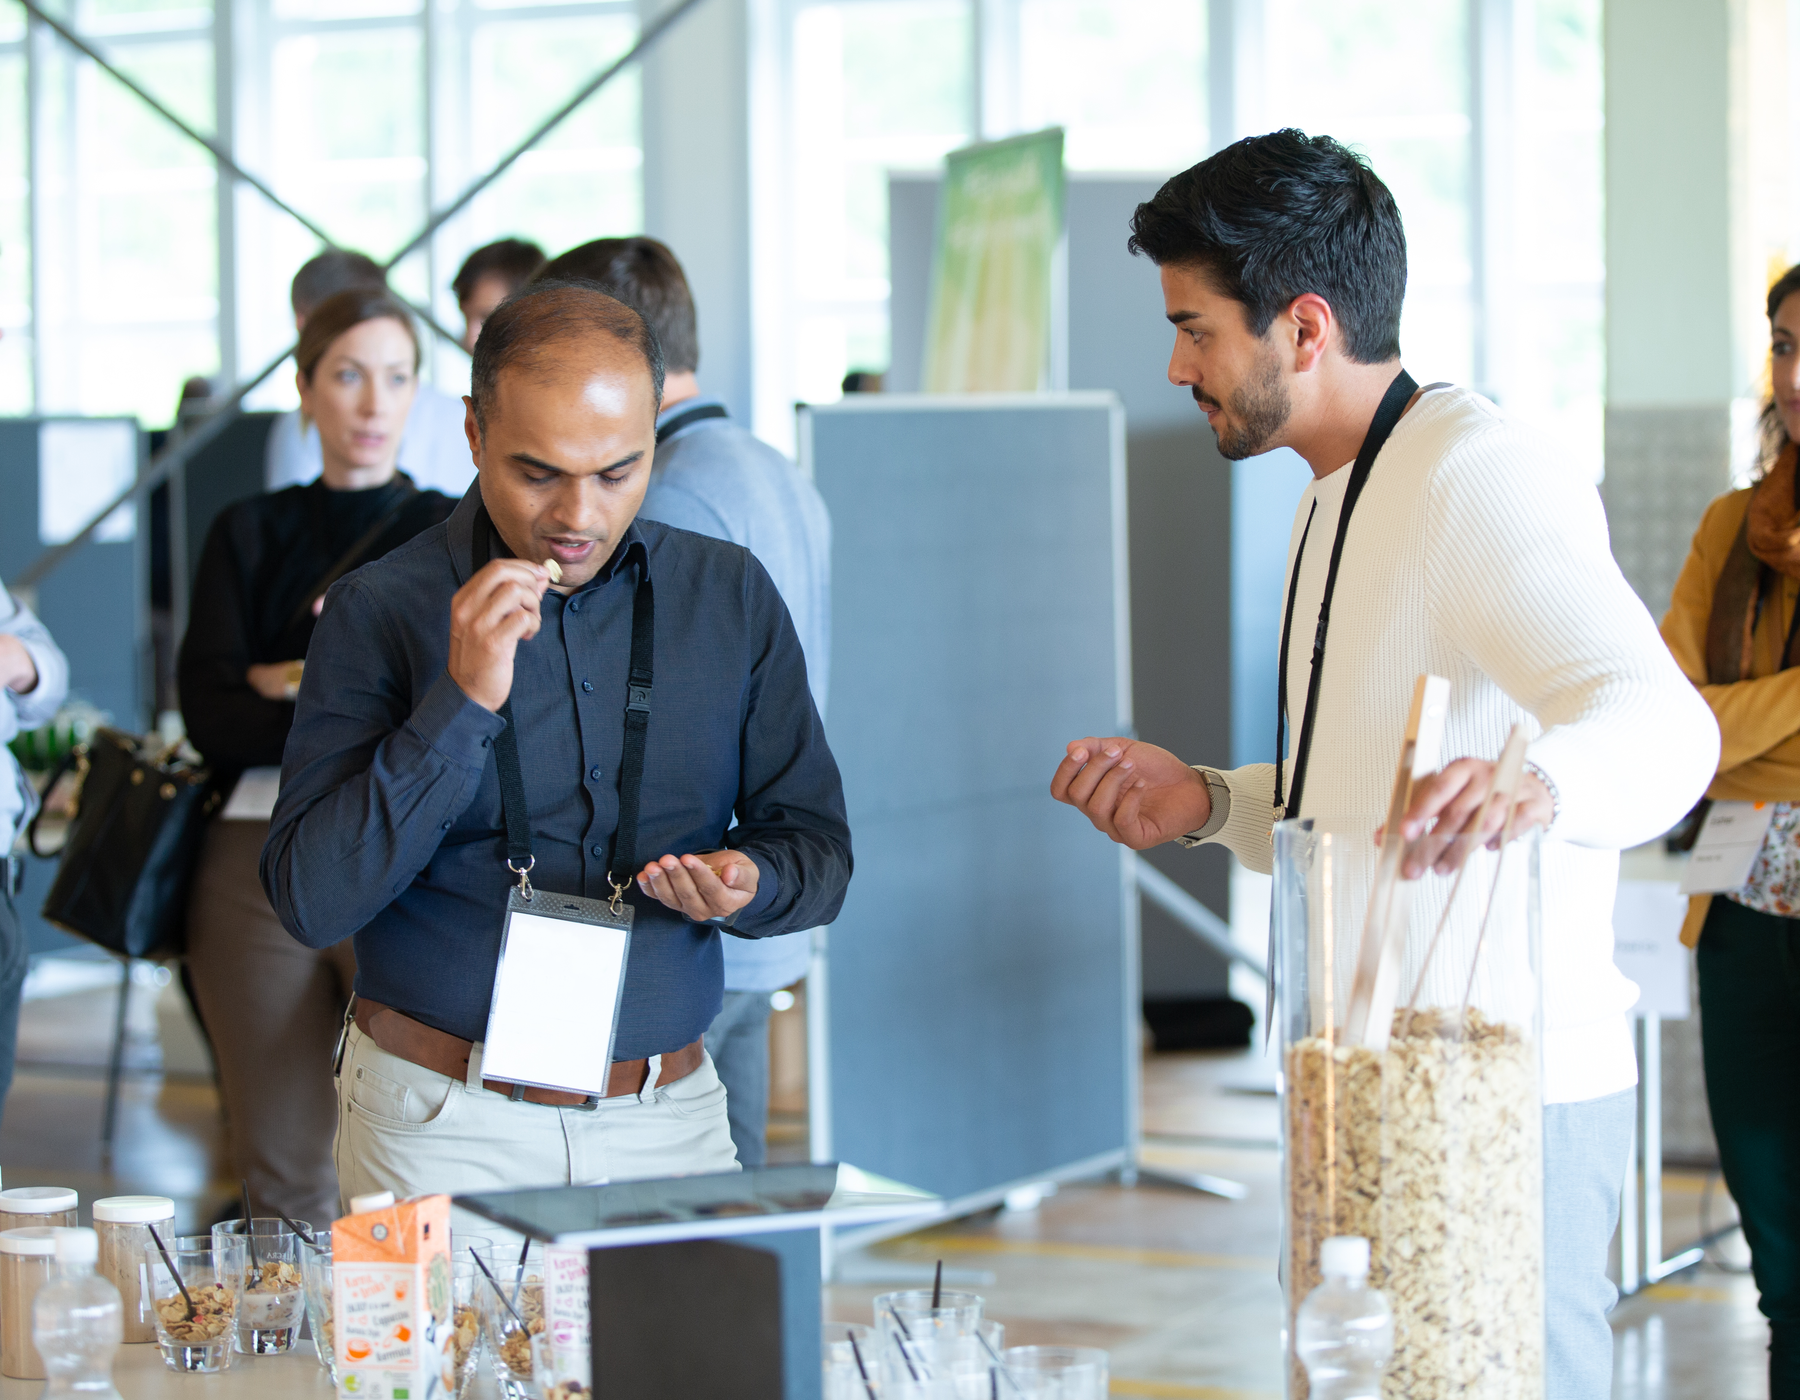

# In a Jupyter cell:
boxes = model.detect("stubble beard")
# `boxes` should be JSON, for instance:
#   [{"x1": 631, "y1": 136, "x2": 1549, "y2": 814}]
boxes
[{"x1": 1196, "y1": 343, "x2": 1292, "y2": 460}]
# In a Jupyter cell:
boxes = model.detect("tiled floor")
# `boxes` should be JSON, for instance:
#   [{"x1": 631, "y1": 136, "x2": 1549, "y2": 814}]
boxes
[{"x1": 1, "y1": 960, "x2": 1774, "y2": 1397}]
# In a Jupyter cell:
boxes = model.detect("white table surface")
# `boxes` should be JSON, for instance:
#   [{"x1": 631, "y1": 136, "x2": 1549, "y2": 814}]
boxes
[{"x1": 0, "y1": 1340, "x2": 509, "y2": 1399}]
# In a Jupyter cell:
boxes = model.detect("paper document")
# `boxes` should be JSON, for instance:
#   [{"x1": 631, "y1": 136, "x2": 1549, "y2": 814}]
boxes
[
  {"x1": 1678, "y1": 801, "x2": 1775, "y2": 895},
  {"x1": 220, "y1": 767, "x2": 281, "y2": 821},
  {"x1": 482, "y1": 905, "x2": 630, "y2": 1096}
]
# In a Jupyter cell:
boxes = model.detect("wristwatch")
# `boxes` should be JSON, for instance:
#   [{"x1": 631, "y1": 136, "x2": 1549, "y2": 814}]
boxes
[{"x1": 1174, "y1": 768, "x2": 1232, "y2": 848}]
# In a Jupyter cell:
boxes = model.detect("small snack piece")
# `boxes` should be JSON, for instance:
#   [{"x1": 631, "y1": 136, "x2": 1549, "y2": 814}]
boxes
[
  {"x1": 155, "y1": 1282, "x2": 237, "y2": 1342},
  {"x1": 545, "y1": 1384, "x2": 592, "y2": 1399},
  {"x1": 544, "y1": 557, "x2": 563, "y2": 584}
]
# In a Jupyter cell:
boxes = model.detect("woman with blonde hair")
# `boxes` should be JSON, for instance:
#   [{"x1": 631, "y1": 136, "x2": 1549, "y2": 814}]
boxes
[
  {"x1": 179, "y1": 287, "x2": 458, "y2": 1225},
  {"x1": 1660, "y1": 261, "x2": 1800, "y2": 1399}
]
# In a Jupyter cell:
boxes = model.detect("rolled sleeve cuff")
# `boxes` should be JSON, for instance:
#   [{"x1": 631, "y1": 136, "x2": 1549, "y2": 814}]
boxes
[
  {"x1": 409, "y1": 670, "x2": 507, "y2": 768},
  {"x1": 722, "y1": 852, "x2": 781, "y2": 928}
]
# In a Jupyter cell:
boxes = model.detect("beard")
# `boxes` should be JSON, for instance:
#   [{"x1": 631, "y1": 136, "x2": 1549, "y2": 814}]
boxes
[{"x1": 1193, "y1": 344, "x2": 1291, "y2": 459}]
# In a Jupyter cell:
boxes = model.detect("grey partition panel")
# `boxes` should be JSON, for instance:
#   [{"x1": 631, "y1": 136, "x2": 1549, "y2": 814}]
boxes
[
  {"x1": 178, "y1": 412, "x2": 275, "y2": 590},
  {"x1": 806, "y1": 395, "x2": 1132, "y2": 1205}
]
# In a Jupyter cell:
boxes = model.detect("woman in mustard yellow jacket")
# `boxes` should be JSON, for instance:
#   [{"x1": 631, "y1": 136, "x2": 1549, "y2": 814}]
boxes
[{"x1": 1661, "y1": 263, "x2": 1800, "y2": 1399}]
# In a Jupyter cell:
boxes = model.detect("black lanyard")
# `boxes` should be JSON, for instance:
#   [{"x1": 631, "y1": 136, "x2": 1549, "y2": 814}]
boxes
[
  {"x1": 472, "y1": 505, "x2": 655, "y2": 900},
  {"x1": 1273, "y1": 369, "x2": 1419, "y2": 821}
]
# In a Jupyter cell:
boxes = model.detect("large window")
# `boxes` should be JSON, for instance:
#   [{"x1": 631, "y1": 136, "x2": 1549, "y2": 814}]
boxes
[
  {"x1": 9, "y1": 0, "x2": 644, "y2": 425},
  {"x1": 765, "y1": 0, "x2": 1605, "y2": 471}
]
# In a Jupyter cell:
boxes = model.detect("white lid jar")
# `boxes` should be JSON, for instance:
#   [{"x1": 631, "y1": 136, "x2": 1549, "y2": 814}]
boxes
[
  {"x1": 0, "y1": 1227, "x2": 64, "y2": 1379},
  {"x1": 92, "y1": 1197, "x2": 174, "y2": 1344},
  {"x1": 0, "y1": 1189, "x2": 78, "y2": 1234}
]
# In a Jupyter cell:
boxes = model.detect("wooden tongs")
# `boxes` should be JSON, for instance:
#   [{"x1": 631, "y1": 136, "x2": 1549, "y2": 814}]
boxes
[{"x1": 1343, "y1": 675, "x2": 1449, "y2": 1051}]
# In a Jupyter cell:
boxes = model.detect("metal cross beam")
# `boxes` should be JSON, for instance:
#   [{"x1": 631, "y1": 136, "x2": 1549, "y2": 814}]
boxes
[{"x1": 8, "y1": 0, "x2": 711, "y2": 592}]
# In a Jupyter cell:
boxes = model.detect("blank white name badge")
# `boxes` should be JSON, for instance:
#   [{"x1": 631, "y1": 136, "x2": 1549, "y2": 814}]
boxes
[
  {"x1": 1679, "y1": 801, "x2": 1777, "y2": 895},
  {"x1": 481, "y1": 887, "x2": 632, "y2": 1097}
]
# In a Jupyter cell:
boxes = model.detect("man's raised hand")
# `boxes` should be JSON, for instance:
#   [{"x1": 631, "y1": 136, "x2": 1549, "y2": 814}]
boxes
[
  {"x1": 447, "y1": 559, "x2": 550, "y2": 713},
  {"x1": 637, "y1": 850, "x2": 759, "y2": 922},
  {"x1": 1050, "y1": 737, "x2": 1213, "y2": 850}
]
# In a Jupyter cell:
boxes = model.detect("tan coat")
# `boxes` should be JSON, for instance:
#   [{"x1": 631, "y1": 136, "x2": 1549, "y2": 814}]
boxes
[{"x1": 1660, "y1": 486, "x2": 1800, "y2": 943}]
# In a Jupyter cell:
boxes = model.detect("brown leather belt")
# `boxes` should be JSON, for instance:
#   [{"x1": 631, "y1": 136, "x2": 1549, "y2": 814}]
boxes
[{"x1": 352, "y1": 998, "x2": 702, "y2": 1108}]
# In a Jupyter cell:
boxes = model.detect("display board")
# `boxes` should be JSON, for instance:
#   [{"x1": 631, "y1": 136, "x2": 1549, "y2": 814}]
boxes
[{"x1": 801, "y1": 394, "x2": 1134, "y2": 1219}]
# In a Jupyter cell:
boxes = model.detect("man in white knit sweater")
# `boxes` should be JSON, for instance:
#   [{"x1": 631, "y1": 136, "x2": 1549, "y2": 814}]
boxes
[{"x1": 1051, "y1": 131, "x2": 1719, "y2": 1399}]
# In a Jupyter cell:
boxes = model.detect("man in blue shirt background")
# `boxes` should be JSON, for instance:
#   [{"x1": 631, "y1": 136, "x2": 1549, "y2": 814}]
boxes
[
  {"x1": 538, "y1": 238, "x2": 831, "y2": 1168},
  {"x1": 263, "y1": 281, "x2": 850, "y2": 1206}
]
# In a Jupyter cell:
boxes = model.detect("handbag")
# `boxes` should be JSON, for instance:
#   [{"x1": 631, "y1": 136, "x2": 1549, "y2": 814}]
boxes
[{"x1": 26, "y1": 728, "x2": 218, "y2": 958}]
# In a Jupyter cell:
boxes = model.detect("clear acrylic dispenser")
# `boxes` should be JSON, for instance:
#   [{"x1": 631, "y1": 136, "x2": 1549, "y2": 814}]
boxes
[{"x1": 1274, "y1": 815, "x2": 1545, "y2": 1400}]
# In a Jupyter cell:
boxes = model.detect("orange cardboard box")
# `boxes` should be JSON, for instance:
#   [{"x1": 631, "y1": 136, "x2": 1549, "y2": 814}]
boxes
[{"x1": 331, "y1": 1194, "x2": 455, "y2": 1400}]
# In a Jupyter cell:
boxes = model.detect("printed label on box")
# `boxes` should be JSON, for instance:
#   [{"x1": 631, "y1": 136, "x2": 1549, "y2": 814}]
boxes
[{"x1": 545, "y1": 1244, "x2": 589, "y2": 1353}]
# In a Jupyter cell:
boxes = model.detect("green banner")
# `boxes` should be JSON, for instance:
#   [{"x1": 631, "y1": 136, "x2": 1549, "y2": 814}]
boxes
[{"x1": 921, "y1": 128, "x2": 1065, "y2": 393}]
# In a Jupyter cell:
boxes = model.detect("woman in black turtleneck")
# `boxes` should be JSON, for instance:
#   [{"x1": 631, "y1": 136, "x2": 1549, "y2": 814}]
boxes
[{"x1": 179, "y1": 287, "x2": 458, "y2": 1226}]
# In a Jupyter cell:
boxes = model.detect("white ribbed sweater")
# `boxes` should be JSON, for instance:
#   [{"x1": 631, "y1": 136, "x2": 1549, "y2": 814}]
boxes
[{"x1": 1205, "y1": 387, "x2": 1720, "y2": 1104}]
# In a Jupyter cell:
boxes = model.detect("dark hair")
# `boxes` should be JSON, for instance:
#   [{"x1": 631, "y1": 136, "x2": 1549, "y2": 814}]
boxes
[
  {"x1": 291, "y1": 249, "x2": 386, "y2": 318},
  {"x1": 453, "y1": 238, "x2": 547, "y2": 306},
  {"x1": 295, "y1": 288, "x2": 420, "y2": 382},
  {"x1": 1128, "y1": 130, "x2": 1407, "y2": 364},
  {"x1": 1759, "y1": 264, "x2": 1800, "y2": 475},
  {"x1": 469, "y1": 280, "x2": 665, "y2": 436},
  {"x1": 536, "y1": 237, "x2": 698, "y2": 374}
]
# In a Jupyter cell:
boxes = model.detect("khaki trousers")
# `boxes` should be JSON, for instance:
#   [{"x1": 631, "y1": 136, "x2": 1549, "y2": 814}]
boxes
[
  {"x1": 185, "y1": 818, "x2": 356, "y2": 1229},
  {"x1": 336, "y1": 1022, "x2": 739, "y2": 1234}
]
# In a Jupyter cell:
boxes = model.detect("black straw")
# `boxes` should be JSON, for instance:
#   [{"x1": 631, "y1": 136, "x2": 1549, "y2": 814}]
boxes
[
  {"x1": 932, "y1": 1259, "x2": 943, "y2": 1310},
  {"x1": 508, "y1": 1235, "x2": 531, "y2": 1313},
  {"x1": 469, "y1": 1247, "x2": 523, "y2": 1324},
  {"x1": 846, "y1": 1331, "x2": 877, "y2": 1400},
  {"x1": 277, "y1": 1210, "x2": 323, "y2": 1255},
  {"x1": 145, "y1": 1221, "x2": 194, "y2": 1321},
  {"x1": 884, "y1": 1303, "x2": 920, "y2": 1382},
  {"x1": 239, "y1": 1180, "x2": 260, "y2": 1271}
]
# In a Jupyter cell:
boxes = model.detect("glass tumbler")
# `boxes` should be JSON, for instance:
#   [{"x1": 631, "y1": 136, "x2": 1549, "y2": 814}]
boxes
[
  {"x1": 824, "y1": 1323, "x2": 880, "y2": 1400},
  {"x1": 1275, "y1": 816, "x2": 1544, "y2": 1400},
  {"x1": 447, "y1": 1259, "x2": 484, "y2": 1397},
  {"x1": 211, "y1": 1218, "x2": 306, "y2": 1354},
  {"x1": 144, "y1": 1232, "x2": 247, "y2": 1373},
  {"x1": 298, "y1": 1239, "x2": 334, "y2": 1381},
  {"x1": 479, "y1": 1240, "x2": 546, "y2": 1400},
  {"x1": 1000, "y1": 1346, "x2": 1109, "y2": 1399}
]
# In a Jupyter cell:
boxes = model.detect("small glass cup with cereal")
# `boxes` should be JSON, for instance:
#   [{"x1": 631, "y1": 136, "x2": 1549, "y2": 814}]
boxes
[
  {"x1": 211, "y1": 1218, "x2": 307, "y2": 1355},
  {"x1": 145, "y1": 1232, "x2": 248, "y2": 1373},
  {"x1": 299, "y1": 1236, "x2": 335, "y2": 1382},
  {"x1": 478, "y1": 1241, "x2": 546, "y2": 1400}
]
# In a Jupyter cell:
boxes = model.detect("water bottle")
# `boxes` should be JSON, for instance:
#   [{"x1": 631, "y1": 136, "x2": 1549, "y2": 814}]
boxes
[
  {"x1": 32, "y1": 1228, "x2": 123, "y2": 1399},
  {"x1": 1295, "y1": 1236, "x2": 1393, "y2": 1400}
]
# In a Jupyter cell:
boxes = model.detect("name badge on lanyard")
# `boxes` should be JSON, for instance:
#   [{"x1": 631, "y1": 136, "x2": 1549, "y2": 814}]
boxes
[{"x1": 473, "y1": 509, "x2": 655, "y2": 1098}]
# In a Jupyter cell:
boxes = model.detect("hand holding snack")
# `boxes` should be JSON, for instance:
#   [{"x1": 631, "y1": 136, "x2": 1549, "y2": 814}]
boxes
[
  {"x1": 636, "y1": 850, "x2": 759, "y2": 922},
  {"x1": 447, "y1": 559, "x2": 552, "y2": 713}
]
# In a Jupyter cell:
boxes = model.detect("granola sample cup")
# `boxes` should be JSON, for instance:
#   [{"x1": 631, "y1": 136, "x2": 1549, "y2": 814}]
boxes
[
  {"x1": 93, "y1": 1195, "x2": 175, "y2": 1343},
  {"x1": 211, "y1": 1218, "x2": 306, "y2": 1354},
  {"x1": 447, "y1": 1259, "x2": 483, "y2": 1397},
  {"x1": 144, "y1": 1232, "x2": 247, "y2": 1373},
  {"x1": 0, "y1": 1187, "x2": 78, "y2": 1235},
  {"x1": 1275, "y1": 817, "x2": 1544, "y2": 1400},
  {"x1": 0, "y1": 1226, "x2": 63, "y2": 1379},
  {"x1": 478, "y1": 1240, "x2": 546, "y2": 1400}
]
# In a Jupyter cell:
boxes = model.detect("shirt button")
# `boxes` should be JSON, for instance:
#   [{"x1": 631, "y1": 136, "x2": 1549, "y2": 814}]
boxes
[
  {"x1": 569, "y1": 600, "x2": 581, "y2": 613},
  {"x1": 591, "y1": 844, "x2": 603, "y2": 857},
  {"x1": 589, "y1": 766, "x2": 602, "y2": 781},
  {"x1": 441, "y1": 821, "x2": 450, "y2": 830},
  {"x1": 581, "y1": 680, "x2": 594, "y2": 693}
]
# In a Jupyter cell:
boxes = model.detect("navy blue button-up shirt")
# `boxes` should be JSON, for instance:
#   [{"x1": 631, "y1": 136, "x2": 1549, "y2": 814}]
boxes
[{"x1": 261, "y1": 485, "x2": 852, "y2": 1057}]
